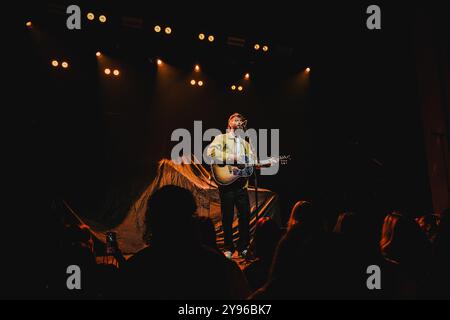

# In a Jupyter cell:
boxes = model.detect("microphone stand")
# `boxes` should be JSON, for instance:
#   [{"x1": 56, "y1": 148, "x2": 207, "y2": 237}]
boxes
[
  {"x1": 254, "y1": 160, "x2": 259, "y2": 221},
  {"x1": 247, "y1": 136, "x2": 259, "y2": 221}
]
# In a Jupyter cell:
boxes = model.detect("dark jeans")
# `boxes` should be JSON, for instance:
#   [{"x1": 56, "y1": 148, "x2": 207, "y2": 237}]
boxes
[{"x1": 219, "y1": 181, "x2": 250, "y2": 252}]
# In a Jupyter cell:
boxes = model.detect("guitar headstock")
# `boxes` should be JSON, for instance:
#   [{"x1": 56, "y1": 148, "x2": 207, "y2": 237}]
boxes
[
  {"x1": 278, "y1": 155, "x2": 291, "y2": 165},
  {"x1": 255, "y1": 155, "x2": 292, "y2": 168},
  {"x1": 264, "y1": 155, "x2": 291, "y2": 166}
]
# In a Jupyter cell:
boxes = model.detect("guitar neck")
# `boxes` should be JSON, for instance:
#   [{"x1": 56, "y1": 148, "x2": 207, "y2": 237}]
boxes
[{"x1": 254, "y1": 160, "x2": 272, "y2": 168}]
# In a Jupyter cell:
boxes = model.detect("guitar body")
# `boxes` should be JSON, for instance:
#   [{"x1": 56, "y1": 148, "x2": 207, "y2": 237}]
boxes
[
  {"x1": 210, "y1": 155, "x2": 289, "y2": 186},
  {"x1": 211, "y1": 163, "x2": 254, "y2": 186}
]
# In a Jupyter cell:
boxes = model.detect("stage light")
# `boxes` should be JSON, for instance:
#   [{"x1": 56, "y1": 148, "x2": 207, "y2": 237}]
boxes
[
  {"x1": 198, "y1": 33, "x2": 205, "y2": 40},
  {"x1": 87, "y1": 13, "x2": 95, "y2": 21},
  {"x1": 198, "y1": 80, "x2": 204, "y2": 87},
  {"x1": 208, "y1": 35, "x2": 214, "y2": 42},
  {"x1": 237, "y1": 86, "x2": 243, "y2": 91},
  {"x1": 244, "y1": 73, "x2": 250, "y2": 80},
  {"x1": 262, "y1": 45, "x2": 269, "y2": 52},
  {"x1": 61, "y1": 61, "x2": 69, "y2": 69},
  {"x1": 113, "y1": 69, "x2": 120, "y2": 76},
  {"x1": 26, "y1": 21, "x2": 32, "y2": 27},
  {"x1": 96, "y1": 51, "x2": 102, "y2": 57},
  {"x1": 165, "y1": 27, "x2": 172, "y2": 34},
  {"x1": 51, "y1": 60, "x2": 59, "y2": 67},
  {"x1": 156, "y1": 59, "x2": 163, "y2": 66},
  {"x1": 231, "y1": 85, "x2": 236, "y2": 90},
  {"x1": 99, "y1": 15, "x2": 107, "y2": 23},
  {"x1": 306, "y1": 67, "x2": 311, "y2": 73},
  {"x1": 195, "y1": 64, "x2": 200, "y2": 72},
  {"x1": 190, "y1": 79, "x2": 196, "y2": 85},
  {"x1": 104, "y1": 68, "x2": 111, "y2": 75},
  {"x1": 254, "y1": 44, "x2": 260, "y2": 50},
  {"x1": 154, "y1": 25, "x2": 161, "y2": 33}
]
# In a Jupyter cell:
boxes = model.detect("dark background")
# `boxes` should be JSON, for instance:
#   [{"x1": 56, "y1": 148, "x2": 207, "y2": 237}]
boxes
[{"x1": 17, "y1": 1, "x2": 446, "y2": 231}]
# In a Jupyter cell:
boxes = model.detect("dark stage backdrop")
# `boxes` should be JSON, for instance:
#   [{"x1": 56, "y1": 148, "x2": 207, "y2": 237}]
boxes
[{"x1": 19, "y1": 2, "x2": 434, "y2": 231}]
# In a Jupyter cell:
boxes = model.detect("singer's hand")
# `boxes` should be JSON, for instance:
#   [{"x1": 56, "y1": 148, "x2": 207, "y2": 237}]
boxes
[
  {"x1": 269, "y1": 158, "x2": 278, "y2": 165},
  {"x1": 258, "y1": 157, "x2": 278, "y2": 168}
]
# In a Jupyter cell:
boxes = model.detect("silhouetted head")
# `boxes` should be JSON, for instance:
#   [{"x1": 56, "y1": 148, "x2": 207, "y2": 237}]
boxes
[
  {"x1": 63, "y1": 224, "x2": 94, "y2": 253},
  {"x1": 333, "y1": 211, "x2": 382, "y2": 258},
  {"x1": 334, "y1": 212, "x2": 358, "y2": 234},
  {"x1": 287, "y1": 200, "x2": 323, "y2": 233},
  {"x1": 253, "y1": 217, "x2": 281, "y2": 261},
  {"x1": 415, "y1": 214, "x2": 441, "y2": 243},
  {"x1": 434, "y1": 212, "x2": 450, "y2": 262},
  {"x1": 144, "y1": 185, "x2": 198, "y2": 246},
  {"x1": 380, "y1": 212, "x2": 431, "y2": 267},
  {"x1": 196, "y1": 216, "x2": 218, "y2": 251}
]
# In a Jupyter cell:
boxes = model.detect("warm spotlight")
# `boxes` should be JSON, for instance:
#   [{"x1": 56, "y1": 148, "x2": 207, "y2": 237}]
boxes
[
  {"x1": 87, "y1": 13, "x2": 95, "y2": 21},
  {"x1": 231, "y1": 85, "x2": 236, "y2": 90},
  {"x1": 165, "y1": 27, "x2": 172, "y2": 34},
  {"x1": 26, "y1": 21, "x2": 32, "y2": 27},
  {"x1": 61, "y1": 61, "x2": 69, "y2": 69},
  {"x1": 99, "y1": 15, "x2": 107, "y2": 23},
  {"x1": 104, "y1": 68, "x2": 111, "y2": 75},
  {"x1": 194, "y1": 64, "x2": 200, "y2": 72},
  {"x1": 154, "y1": 25, "x2": 161, "y2": 33},
  {"x1": 237, "y1": 86, "x2": 243, "y2": 91},
  {"x1": 113, "y1": 69, "x2": 120, "y2": 76},
  {"x1": 244, "y1": 73, "x2": 250, "y2": 80},
  {"x1": 208, "y1": 35, "x2": 214, "y2": 42},
  {"x1": 197, "y1": 80, "x2": 204, "y2": 87},
  {"x1": 156, "y1": 59, "x2": 163, "y2": 66},
  {"x1": 306, "y1": 67, "x2": 311, "y2": 73},
  {"x1": 254, "y1": 44, "x2": 260, "y2": 50},
  {"x1": 198, "y1": 33, "x2": 205, "y2": 40},
  {"x1": 96, "y1": 51, "x2": 102, "y2": 57},
  {"x1": 262, "y1": 45, "x2": 269, "y2": 52},
  {"x1": 190, "y1": 80, "x2": 196, "y2": 86},
  {"x1": 51, "y1": 60, "x2": 59, "y2": 67}
]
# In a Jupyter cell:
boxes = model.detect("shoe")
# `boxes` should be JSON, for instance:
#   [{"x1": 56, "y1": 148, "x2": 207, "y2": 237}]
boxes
[
  {"x1": 224, "y1": 251, "x2": 233, "y2": 259},
  {"x1": 239, "y1": 249, "x2": 249, "y2": 259}
]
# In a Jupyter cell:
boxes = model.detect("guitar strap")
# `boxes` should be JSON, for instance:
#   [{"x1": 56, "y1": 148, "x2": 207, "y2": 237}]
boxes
[{"x1": 221, "y1": 134, "x2": 227, "y2": 163}]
